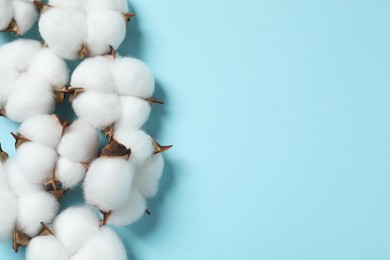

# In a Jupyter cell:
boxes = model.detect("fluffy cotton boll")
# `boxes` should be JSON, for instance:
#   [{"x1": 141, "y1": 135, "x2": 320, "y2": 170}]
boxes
[
  {"x1": 11, "y1": 1, "x2": 37, "y2": 35},
  {"x1": 54, "y1": 207, "x2": 100, "y2": 256},
  {"x1": 109, "y1": 187, "x2": 146, "y2": 226},
  {"x1": 0, "y1": 65, "x2": 18, "y2": 107},
  {"x1": 73, "y1": 92, "x2": 121, "y2": 129},
  {"x1": 5, "y1": 75, "x2": 55, "y2": 122},
  {"x1": 114, "y1": 129, "x2": 155, "y2": 166},
  {"x1": 15, "y1": 143, "x2": 58, "y2": 184},
  {"x1": 18, "y1": 115, "x2": 63, "y2": 148},
  {"x1": 113, "y1": 57, "x2": 155, "y2": 97},
  {"x1": 17, "y1": 192, "x2": 59, "y2": 237},
  {"x1": 0, "y1": 0, "x2": 12, "y2": 31},
  {"x1": 134, "y1": 154, "x2": 164, "y2": 199},
  {"x1": 28, "y1": 49, "x2": 69, "y2": 87},
  {"x1": 0, "y1": 190, "x2": 17, "y2": 241},
  {"x1": 71, "y1": 227, "x2": 127, "y2": 260},
  {"x1": 0, "y1": 163, "x2": 9, "y2": 190},
  {"x1": 26, "y1": 235, "x2": 69, "y2": 260},
  {"x1": 0, "y1": 39, "x2": 41, "y2": 72},
  {"x1": 85, "y1": 10, "x2": 126, "y2": 56},
  {"x1": 39, "y1": 8, "x2": 87, "y2": 60},
  {"x1": 71, "y1": 56, "x2": 114, "y2": 92},
  {"x1": 115, "y1": 96, "x2": 151, "y2": 130},
  {"x1": 84, "y1": 157, "x2": 135, "y2": 211},
  {"x1": 49, "y1": 0, "x2": 88, "y2": 11},
  {"x1": 55, "y1": 158, "x2": 86, "y2": 189},
  {"x1": 5, "y1": 159, "x2": 43, "y2": 197},
  {"x1": 85, "y1": 0, "x2": 128, "y2": 12},
  {"x1": 57, "y1": 119, "x2": 99, "y2": 162}
]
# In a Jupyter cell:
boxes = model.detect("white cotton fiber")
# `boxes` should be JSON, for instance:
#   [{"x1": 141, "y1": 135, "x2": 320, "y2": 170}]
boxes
[
  {"x1": 17, "y1": 192, "x2": 59, "y2": 237},
  {"x1": 72, "y1": 92, "x2": 121, "y2": 129},
  {"x1": 39, "y1": 8, "x2": 87, "y2": 60},
  {"x1": 0, "y1": 0, "x2": 12, "y2": 31},
  {"x1": 11, "y1": 0, "x2": 37, "y2": 35},
  {"x1": 115, "y1": 95, "x2": 151, "y2": 130},
  {"x1": 85, "y1": 10, "x2": 126, "y2": 56},
  {"x1": 85, "y1": 0, "x2": 128, "y2": 12},
  {"x1": 114, "y1": 129, "x2": 155, "y2": 166},
  {"x1": 5, "y1": 75, "x2": 55, "y2": 122},
  {"x1": 71, "y1": 227, "x2": 127, "y2": 260},
  {"x1": 0, "y1": 65, "x2": 18, "y2": 107},
  {"x1": 5, "y1": 159, "x2": 43, "y2": 197},
  {"x1": 109, "y1": 187, "x2": 146, "y2": 226},
  {"x1": 26, "y1": 235, "x2": 69, "y2": 260},
  {"x1": 71, "y1": 56, "x2": 114, "y2": 92},
  {"x1": 55, "y1": 158, "x2": 86, "y2": 189},
  {"x1": 0, "y1": 39, "x2": 41, "y2": 72},
  {"x1": 134, "y1": 154, "x2": 164, "y2": 198},
  {"x1": 15, "y1": 142, "x2": 58, "y2": 184},
  {"x1": 57, "y1": 119, "x2": 99, "y2": 162},
  {"x1": 28, "y1": 48, "x2": 69, "y2": 87},
  {"x1": 53, "y1": 207, "x2": 100, "y2": 256},
  {"x1": 0, "y1": 190, "x2": 17, "y2": 241},
  {"x1": 84, "y1": 157, "x2": 135, "y2": 211},
  {"x1": 113, "y1": 57, "x2": 155, "y2": 97},
  {"x1": 18, "y1": 115, "x2": 63, "y2": 148},
  {"x1": 0, "y1": 163, "x2": 9, "y2": 190}
]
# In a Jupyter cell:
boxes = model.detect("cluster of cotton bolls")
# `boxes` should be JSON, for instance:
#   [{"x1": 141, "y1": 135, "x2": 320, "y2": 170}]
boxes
[
  {"x1": 38, "y1": 0, "x2": 134, "y2": 60},
  {"x1": 0, "y1": 39, "x2": 69, "y2": 123},
  {"x1": 68, "y1": 54, "x2": 171, "y2": 225},
  {"x1": 26, "y1": 207, "x2": 127, "y2": 260},
  {"x1": 0, "y1": 114, "x2": 99, "y2": 252},
  {"x1": 0, "y1": 0, "x2": 37, "y2": 35}
]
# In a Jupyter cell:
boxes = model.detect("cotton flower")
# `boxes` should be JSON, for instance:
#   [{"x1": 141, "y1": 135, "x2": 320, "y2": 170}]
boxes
[
  {"x1": 26, "y1": 206, "x2": 127, "y2": 260},
  {"x1": 0, "y1": 39, "x2": 69, "y2": 123},
  {"x1": 38, "y1": 0, "x2": 132, "y2": 60},
  {"x1": 0, "y1": 0, "x2": 37, "y2": 35}
]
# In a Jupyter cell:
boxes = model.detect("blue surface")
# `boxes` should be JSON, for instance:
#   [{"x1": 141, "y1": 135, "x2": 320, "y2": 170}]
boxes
[{"x1": 1, "y1": 0, "x2": 390, "y2": 259}]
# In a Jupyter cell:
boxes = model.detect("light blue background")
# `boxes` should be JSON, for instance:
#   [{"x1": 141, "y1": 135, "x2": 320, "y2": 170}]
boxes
[{"x1": 1, "y1": 0, "x2": 390, "y2": 259}]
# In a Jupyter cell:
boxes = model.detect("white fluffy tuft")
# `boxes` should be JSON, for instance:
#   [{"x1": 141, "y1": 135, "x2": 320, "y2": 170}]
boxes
[
  {"x1": 115, "y1": 95, "x2": 151, "y2": 130},
  {"x1": 55, "y1": 158, "x2": 86, "y2": 189},
  {"x1": 134, "y1": 154, "x2": 165, "y2": 199},
  {"x1": 84, "y1": 157, "x2": 135, "y2": 211},
  {"x1": 0, "y1": 190, "x2": 17, "y2": 241},
  {"x1": 26, "y1": 235, "x2": 69, "y2": 260}
]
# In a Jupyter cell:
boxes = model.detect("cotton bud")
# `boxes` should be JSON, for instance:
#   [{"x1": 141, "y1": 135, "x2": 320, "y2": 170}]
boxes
[
  {"x1": 84, "y1": 157, "x2": 135, "y2": 211},
  {"x1": 26, "y1": 235, "x2": 69, "y2": 260},
  {"x1": 17, "y1": 191, "x2": 59, "y2": 237},
  {"x1": 38, "y1": 0, "x2": 131, "y2": 60},
  {"x1": 0, "y1": 0, "x2": 37, "y2": 35},
  {"x1": 0, "y1": 190, "x2": 17, "y2": 241},
  {"x1": 18, "y1": 115, "x2": 63, "y2": 149},
  {"x1": 70, "y1": 226, "x2": 127, "y2": 260},
  {"x1": 57, "y1": 119, "x2": 99, "y2": 163},
  {"x1": 134, "y1": 154, "x2": 165, "y2": 199},
  {"x1": 15, "y1": 142, "x2": 58, "y2": 184},
  {"x1": 55, "y1": 158, "x2": 86, "y2": 189},
  {"x1": 0, "y1": 39, "x2": 69, "y2": 123},
  {"x1": 5, "y1": 159, "x2": 43, "y2": 197},
  {"x1": 108, "y1": 187, "x2": 146, "y2": 226},
  {"x1": 53, "y1": 207, "x2": 100, "y2": 256}
]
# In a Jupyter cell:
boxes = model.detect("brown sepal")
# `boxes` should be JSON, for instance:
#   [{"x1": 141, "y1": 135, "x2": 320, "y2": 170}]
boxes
[
  {"x1": 34, "y1": 1, "x2": 52, "y2": 13},
  {"x1": 0, "y1": 144, "x2": 8, "y2": 162},
  {"x1": 54, "y1": 87, "x2": 69, "y2": 105},
  {"x1": 145, "y1": 97, "x2": 164, "y2": 104},
  {"x1": 123, "y1": 13, "x2": 136, "y2": 22},
  {"x1": 10, "y1": 132, "x2": 31, "y2": 149},
  {"x1": 68, "y1": 87, "x2": 85, "y2": 102},
  {"x1": 39, "y1": 222, "x2": 54, "y2": 236},
  {"x1": 102, "y1": 125, "x2": 114, "y2": 141},
  {"x1": 152, "y1": 138, "x2": 173, "y2": 154},
  {"x1": 100, "y1": 210, "x2": 112, "y2": 226},
  {"x1": 13, "y1": 229, "x2": 30, "y2": 253},
  {"x1": 100, "y1": 139, "x2": 131, "y2": 160},
  {"x1": 1, "y1": 19, "x2": 20, "y2": 36},
  {"x1": 107, "y1": 46, "x2": 116, "y2": 59},
  {"x1": 0, "y1": 107, "x2": 5, "y2": 116},
  {"x1": 145, "y1": 209, "x2": 151, "y2": 215},
  {"x1": 78, "y1": 43, "x2": 90, "y2": 60}
]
